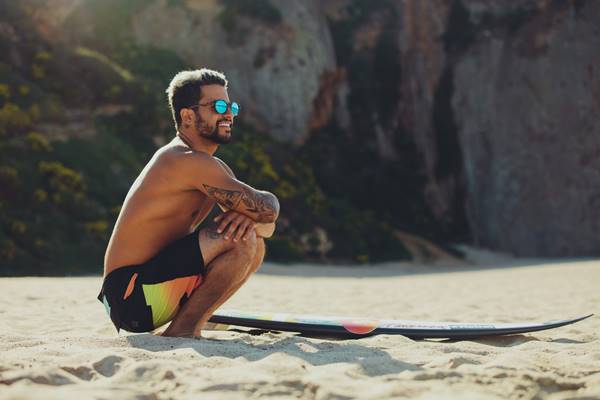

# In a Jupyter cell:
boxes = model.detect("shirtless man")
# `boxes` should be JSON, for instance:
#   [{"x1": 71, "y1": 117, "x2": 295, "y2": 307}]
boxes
[{"x1": 97, "y1": 69, "x2": 279, "y2": 338}]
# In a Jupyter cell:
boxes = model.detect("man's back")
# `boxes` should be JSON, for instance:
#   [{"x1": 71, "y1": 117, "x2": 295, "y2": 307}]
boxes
[{"x1": 103, "y1": 139, "x2": 215, "y2": 276}]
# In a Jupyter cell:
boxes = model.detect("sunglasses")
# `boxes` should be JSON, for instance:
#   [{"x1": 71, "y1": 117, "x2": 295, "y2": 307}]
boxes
[{"x1": 190, "y1": 99, "x2": 240, "y2": 116}]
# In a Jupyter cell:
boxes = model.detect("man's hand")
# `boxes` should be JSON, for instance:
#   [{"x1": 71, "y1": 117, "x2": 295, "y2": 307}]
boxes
[
  {"x1": 213, "y1": 210, "x2": 256, "y2": 242},
  {"x1": 213, "y1": 210, "x2": 276, "y2": 240}
]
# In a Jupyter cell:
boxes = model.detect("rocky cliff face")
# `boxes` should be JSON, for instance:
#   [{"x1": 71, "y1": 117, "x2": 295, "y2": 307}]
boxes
[
  {"x1": 453, "y1": 0, "x2": 600, "y2": 256},
  {"x1": 329, "y1": 0, "x2": 600, "y2": 256},
  {"x1": 395, "y1": 0, "x2": 454, "y2": 223},
  {"x1": 388, "y1": 0, "x2": 600, "y2": 256}
]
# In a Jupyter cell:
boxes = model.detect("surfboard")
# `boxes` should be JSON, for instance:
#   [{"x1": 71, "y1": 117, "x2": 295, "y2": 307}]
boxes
[{"x1": 208, "y1": 310, "x2": 593, "y2": 339}]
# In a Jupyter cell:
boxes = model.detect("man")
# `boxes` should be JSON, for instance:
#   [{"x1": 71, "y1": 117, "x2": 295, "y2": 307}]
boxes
[{"x1": 97, "y1": 69, "x2": 279, "y2": 338}]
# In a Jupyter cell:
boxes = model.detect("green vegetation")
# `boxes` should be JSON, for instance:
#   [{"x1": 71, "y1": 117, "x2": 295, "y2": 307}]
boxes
[{"x1": 0, "y1": 3, "x2": 177, "y2": 275}]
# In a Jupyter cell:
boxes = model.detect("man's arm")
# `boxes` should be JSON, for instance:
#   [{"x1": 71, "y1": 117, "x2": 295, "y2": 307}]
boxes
[
  {"x1": 184, "y1": 153, "x2": 280, "y2": 224},
  {"x1": 202, "y1": 183, "x2": 278, "y2": 223},
  {"x1": 213, "y1": 158, "x2": 237, "y2": 214}
]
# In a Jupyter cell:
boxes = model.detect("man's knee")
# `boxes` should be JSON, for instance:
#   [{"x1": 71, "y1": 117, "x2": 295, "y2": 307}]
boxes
[
  {"x1": 242, "y1": 237, "x2": 265, "y2": 276},
  {"x1": 230, "y1": 230, "x2": 258, "y2": 258},
  {"x1": 231, "y1": 235, "x2": 266, "y2": 275}
]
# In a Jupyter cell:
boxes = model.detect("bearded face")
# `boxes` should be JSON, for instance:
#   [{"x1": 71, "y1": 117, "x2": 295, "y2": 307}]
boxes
[{"x1": 193, "y1": 110, "x2": 232, "y2": 144}]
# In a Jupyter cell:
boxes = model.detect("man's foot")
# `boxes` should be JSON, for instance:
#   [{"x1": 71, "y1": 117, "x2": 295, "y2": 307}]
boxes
[{"x1": 153, "y1": 328, "x2": 197, "y2": 338}]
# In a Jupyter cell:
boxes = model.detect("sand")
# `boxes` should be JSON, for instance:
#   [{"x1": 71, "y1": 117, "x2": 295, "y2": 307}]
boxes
[{"x1": 1, "y1": 253, "x2": 599, "y2": 399}]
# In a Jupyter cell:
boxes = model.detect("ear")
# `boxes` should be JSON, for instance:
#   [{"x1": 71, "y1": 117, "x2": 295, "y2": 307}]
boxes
[{"x1": 180, "y1": 108, "x2": 194, "y2": 127}]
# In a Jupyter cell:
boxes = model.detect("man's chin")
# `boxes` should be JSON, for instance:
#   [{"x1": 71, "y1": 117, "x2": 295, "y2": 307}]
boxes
[
  {"x1": 216, "y1": 131, "x2": 232, "y2": 144},
  {"x1": 202, "y1": 131, "x2": 232, "y2": 144}
]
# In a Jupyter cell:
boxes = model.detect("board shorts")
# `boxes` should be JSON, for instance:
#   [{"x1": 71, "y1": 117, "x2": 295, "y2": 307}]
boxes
[{"x1": 97, "y1": 230, "x2": 206, "y2": 333}]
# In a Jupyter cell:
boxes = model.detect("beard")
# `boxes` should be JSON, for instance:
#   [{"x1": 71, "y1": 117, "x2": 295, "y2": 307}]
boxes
[{"x1": 195, "y1": 112, "x2": 231, "y2": 144}]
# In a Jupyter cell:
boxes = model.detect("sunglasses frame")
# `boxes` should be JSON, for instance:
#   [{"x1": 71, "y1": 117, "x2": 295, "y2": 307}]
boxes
[{"x1": 190, "y1": 99, "x2": 240, "y2": 116}]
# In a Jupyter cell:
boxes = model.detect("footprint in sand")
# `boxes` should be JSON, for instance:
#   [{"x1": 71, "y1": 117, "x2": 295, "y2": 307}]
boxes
[
  {"x1": 92, "y1": 355, "x2": 125, "y2": 377},
  {"x1": 61, "y1": 365, "x2": 95, "y2": 381}
]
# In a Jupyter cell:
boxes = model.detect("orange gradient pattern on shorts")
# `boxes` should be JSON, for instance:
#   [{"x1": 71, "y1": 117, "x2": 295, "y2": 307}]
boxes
[{"x1": 141, "y1": 275, "x2": 203, "y2": 328}]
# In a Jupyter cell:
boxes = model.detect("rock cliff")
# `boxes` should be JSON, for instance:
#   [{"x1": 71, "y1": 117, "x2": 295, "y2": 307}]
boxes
[{"x1": 453, "y1": 0, "x2": 600, "y2": 255}]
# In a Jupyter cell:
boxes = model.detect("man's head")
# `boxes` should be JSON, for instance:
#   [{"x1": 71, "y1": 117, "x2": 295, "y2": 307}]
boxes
[{"x1": 166, "y1": 69, "x2": 235, "y2": 145}]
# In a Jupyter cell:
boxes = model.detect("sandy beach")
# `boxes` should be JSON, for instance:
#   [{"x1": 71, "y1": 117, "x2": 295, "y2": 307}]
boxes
[{"x1": 1, "y1": 254, "x2": 599, "y2": 399}]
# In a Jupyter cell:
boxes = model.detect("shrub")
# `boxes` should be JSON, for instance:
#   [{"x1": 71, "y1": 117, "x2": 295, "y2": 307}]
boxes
[
  {"x1": 33, "y1": 189, "x2": 48, "y2": 203},
  {"x1": 0, "y1": 166, "x2": 20, "y2": 190},
  {"x1": 0, "y1": 84, "x2": 10, "y2": 99},
  {"x1": 38, "y1": 161, "x2": 86, "y2": 194},
  {"x1": 84, "y1": 219, "x2": 109, "y2": 240},
  {"x1": 10, "y1": 220, "x2": 26, "y2": 235},
  {"x1": 0, "y1": 239, "x2": 16, "y2": 260},
  {"x1": 0, "y1": 103, "x2": 33, "y2": 135},
  {"x1": 25, "y1": 132, "x2": 52, "y2": 152}
]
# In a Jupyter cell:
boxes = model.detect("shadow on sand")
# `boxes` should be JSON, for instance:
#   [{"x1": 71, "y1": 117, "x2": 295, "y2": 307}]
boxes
[
  {"x1": 432, "y1": 333, "x2": 591, "y2": 347},
  {"x1": 126, "y1": 331, "x2": 422, "y2": 377}
]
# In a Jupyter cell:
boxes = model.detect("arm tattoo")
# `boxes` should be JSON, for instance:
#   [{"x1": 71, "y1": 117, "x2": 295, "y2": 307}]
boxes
[
  {"x1": 203, "y1": 184, "x2": 277, "y2": 223},
  {"x1": 240, "y1": 188, "x2": 277, "y2": 223},
  {"x1": 203, "y1": 184, "x2": 243, "y2": 209}
]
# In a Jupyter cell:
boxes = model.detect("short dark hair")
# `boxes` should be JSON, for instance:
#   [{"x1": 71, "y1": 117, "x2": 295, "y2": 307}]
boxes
[{"x1": 165, "y1": 69, "x2": 228, "y2": 130}]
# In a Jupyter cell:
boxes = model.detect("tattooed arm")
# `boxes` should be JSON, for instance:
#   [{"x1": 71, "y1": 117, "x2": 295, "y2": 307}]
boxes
[
  {"x1": 202, "y1": 183, "x2": 279, "y2": 223},
  {"x1": 185, "y1": 153, "x2": 280, "y2": 224}
]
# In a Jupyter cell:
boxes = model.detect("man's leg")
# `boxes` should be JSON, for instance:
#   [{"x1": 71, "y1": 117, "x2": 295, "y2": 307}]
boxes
[
  {"x1": 162, "y1": 227, "x2": 263, "y2": 337},
  {"x1": 217, "y1": 237, "x2": 265, "y2": 303},
  {"x1": 188, "y1": 237, "x2": 265, "y2": 335},
  {"x1": 201, "y1": 238, "x2": 265, "y2": 332}
]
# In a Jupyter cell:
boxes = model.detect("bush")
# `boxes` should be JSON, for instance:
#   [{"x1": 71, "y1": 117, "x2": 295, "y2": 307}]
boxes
[
  {"x1": 25, "y1": 132, "x2": 52, "y2": 152},
  {"x1": 38, "y1": 161, "x2": 86, "y2": 194},
  {"x1": 0, "y1": 103, "x2": 33, "y2": 135}
]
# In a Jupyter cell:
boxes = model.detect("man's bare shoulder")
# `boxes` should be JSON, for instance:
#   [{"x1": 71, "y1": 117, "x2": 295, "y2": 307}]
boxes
[
  {"x1": 156, "y1": 139, "x2": 213, "y2": 167},
  {"x1": 151, "y1": 139, "x2": 227, "y2": 185}
]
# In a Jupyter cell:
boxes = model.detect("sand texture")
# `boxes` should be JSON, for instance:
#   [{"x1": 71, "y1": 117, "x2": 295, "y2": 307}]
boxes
[{"x1": 1, "y1": 255, "x2": 599, "y2": 399}]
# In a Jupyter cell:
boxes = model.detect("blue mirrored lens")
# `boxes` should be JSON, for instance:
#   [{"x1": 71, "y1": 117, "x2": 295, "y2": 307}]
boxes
[
  {"x1": 214, "y1": 100, "x2": 228, "y2": 114},
  {"x1": 231, "y1": 102, "x2": 239, "y2": 116}
]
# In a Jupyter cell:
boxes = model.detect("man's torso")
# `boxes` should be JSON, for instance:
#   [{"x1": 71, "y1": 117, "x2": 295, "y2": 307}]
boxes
[{"x1": 103, "y1": 139, "x2": 215, "y2": 276}]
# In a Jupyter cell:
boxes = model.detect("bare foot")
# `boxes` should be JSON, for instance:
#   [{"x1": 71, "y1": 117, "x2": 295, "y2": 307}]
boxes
[{"x1": 159, "y1": 326, "x2": 200, "y2": 338}]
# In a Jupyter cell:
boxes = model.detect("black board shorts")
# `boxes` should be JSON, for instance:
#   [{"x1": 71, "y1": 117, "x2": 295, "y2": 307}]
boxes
[{"x1": 97, "y1": 230, "x2": 206, "y2": 333}]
